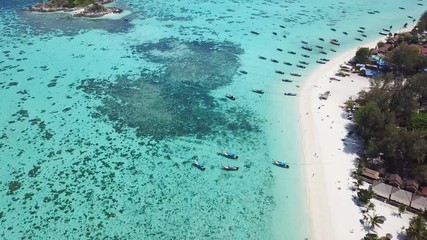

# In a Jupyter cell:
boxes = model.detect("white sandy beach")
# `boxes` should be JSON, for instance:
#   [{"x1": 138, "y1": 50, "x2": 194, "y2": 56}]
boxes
[{"x1": 299, "y1": 29, "x2": 417, "y2": 240}]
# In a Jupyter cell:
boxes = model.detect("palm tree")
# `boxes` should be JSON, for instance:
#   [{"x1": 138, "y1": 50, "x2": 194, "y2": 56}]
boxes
[
  {"x1": 356, "y1": 164, "x2": 364, "y2": 175},
  {"x1": 362, "y1": 233, "x2": 379, "y2": 240},
  {"x1": 367, "y1": 202, "x2": 376, "y2": 212},
  {"x1": 406, "y1": 216, "x2": 427, "y2": 240},
  {"x1": 369, "y1": 213, "x2": 386, "y2": 229},
  {"x1": 398, "y1": 204, "x2": 406, "y2": 217},
  {"x1": 358, "y1": 189, "x2": 375, "y2": 205}
]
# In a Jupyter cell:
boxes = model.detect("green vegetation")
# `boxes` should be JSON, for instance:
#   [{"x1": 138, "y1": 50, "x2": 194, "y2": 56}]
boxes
[
  {"x1": 354, "y1": 47, "x2": 373, "y2": 64},
  {"x1": 362, "y1": 233, "x2": 379, "y2": 240},
  {"x1": 417, "y1": 11, "x2": 427, "y2": 32},
  {"x1": 86, "y1": 2, "x2": 107, "y2": 12},
  {"x1": 368, "y1": 213, "x2": 386, "y2": 229},
  {"x1": 357, "y1": 189, "x2": 374, "y2": 205},
  {"x1": 398, "y1": 204, "x2": 406, "y2": 217},
  {"x1": 38, "y1": 0, "x2": 96, "y2": 8},
  {"x1": 354, "y1": 72, "x2": 427, "y2": 177},
  {"x1": 406, "y1": 215, "x2": 427, "y2": 240},
  {"x1": 410, "y1": 113, "x2": 427, "y2": 131},
  {"x1": 350, "y1": 12, "x2": 427, "y2": 182},
  {"x1": 74, "y1": 0, "x2": 96, "y2": 6},
  {"x1": 367, "y1": 202, "x2": 376, "y2": 212},
  {"x1": 387, "y1": 44, "x2": 426, "y2": 75}
]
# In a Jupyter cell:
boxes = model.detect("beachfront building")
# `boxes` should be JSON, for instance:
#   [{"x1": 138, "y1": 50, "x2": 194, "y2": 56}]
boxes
[
  {"x1": 388, "y1": 174, "x2": 403, "y2": 188},
  {"x1": 410, "y1": 195, "x2": 427, "y2": 212},
  {"x1": 390, "y1": 188, "x2": 412, "y2": 206},
  {"x1": 405, "y1": 179, "x2": 419, "y2": 193},
  {"x1": 372, "y1": 181, "x2": 427, "y2": 209},
  {"x1": 375, "y1": 37, "x2": 398, "y2": 54},
  {"x1": 376, "y1": 43, "x2": 393, "y2": 54},
  {"x1": 372, "y1": 181, "x2": 393, "y2": 200},
  {"x1": 361, "y1": 168, "x2": 380, "y2": 183}
]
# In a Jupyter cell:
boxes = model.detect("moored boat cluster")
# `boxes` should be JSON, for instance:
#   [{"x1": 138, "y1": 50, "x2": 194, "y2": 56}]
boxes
[{"x1": 193, "y1": 151, "x2": 290, "y2": 171}]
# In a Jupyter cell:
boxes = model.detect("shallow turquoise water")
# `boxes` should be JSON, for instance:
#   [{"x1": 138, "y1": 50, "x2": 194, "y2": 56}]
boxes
[{"x1": 0, "y1": 0, "x2": 425, "y2": 239}]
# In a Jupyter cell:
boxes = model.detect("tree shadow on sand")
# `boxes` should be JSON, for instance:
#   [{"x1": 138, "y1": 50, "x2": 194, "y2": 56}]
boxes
[{"x1": 341, "y1": 122, "x2": 364, "y2": 155}]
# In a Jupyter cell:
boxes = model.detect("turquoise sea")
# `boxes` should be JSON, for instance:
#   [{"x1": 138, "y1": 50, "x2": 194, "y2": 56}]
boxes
[{"x1": 0, "y1": 0, "x2": 425, "y2": 239}]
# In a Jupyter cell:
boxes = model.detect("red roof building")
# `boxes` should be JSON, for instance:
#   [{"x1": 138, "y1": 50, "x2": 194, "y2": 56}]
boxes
[
  {"x1": 386, "y1": 37, "x2": 398, "y2": 44},
  {"x1": 377, "y1": 43, "x2": 393, "y2": 53}
]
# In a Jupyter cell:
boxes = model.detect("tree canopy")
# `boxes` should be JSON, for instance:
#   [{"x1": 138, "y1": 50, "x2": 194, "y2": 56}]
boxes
[
  {"x1": 417, "y1": 11, "x2": 427, "y2": 32},
  {"x1": 387, "y1": 44, "x2": 425, "y2": 75},
  {"x1": 40, "y1": 0, "x2": 96, "y2": 8},
  {"x1": 362, "y1": 233, "x2": 379, "y2": 240},
  {"x1": 406, "y1": 216, "x2": 427, "y2": 240},
  {"x1": 354, "y1": 48, "x2": 427, "y2": 178},
  {"x1": 354, "y1": 47, "x2": 372, "y2": 64},
  {"x1": 74, "y1": 0, "x2": 96, "y2": 6},
  {"x1": 354, "y1": 71, "x2": 427, "y2": 175},
  {"x1": 357, "y1": 189, "x2": 374, "y2": 205}
]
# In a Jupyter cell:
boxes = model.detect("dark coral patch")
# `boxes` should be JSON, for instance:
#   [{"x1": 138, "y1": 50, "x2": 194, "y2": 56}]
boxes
[
  {"x1": 8, "y1": 181, "x2": 21, "y2": 194},
  {"x1": 78, "y1": 39, "x2": 258, "y2": 139}
]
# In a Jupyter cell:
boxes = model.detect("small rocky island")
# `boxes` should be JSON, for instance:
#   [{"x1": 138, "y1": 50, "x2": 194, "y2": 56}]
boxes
[{"x1": 23, "y1": 0, "x2": 123, "y2": 18}]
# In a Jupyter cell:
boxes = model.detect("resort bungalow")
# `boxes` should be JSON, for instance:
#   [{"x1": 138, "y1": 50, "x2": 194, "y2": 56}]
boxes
[
  {"x1": 372, "y1": 181, "x2": 393, "y2": 200},
  {"x1": 411, "y1": 195, "x2": 427, "y2": 212},
  {"x1": 388, "y1": 174, "x2": 403, "y2": 188},
  {"x1": 361, "y1": 168, "x2": 380, "y2": 183},
  {"x1": 405, "y1": 179, "x2": 419, "y2": 193},
  {"x1": 390, "y1": 188, "x2": 412, "y2": 206}
]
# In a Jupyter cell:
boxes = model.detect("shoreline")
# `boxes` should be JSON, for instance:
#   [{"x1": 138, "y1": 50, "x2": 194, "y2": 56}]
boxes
[{"x1": 298, "y1": 25, "x2": 417, "y2": 240}]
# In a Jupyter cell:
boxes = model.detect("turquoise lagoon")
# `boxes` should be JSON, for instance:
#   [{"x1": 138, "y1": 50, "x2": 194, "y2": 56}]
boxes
[{"x1": 0, "y1": 0, "x2": 425, "y2": 239}]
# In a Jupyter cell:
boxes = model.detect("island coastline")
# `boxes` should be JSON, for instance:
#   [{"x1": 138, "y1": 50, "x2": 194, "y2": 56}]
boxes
[
  {"x1": 299, "y1": 24, "x2": 418, "y2": 240},
  {"x1": 22, "y1": 0, "x2": 123, "y2": 18}
]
